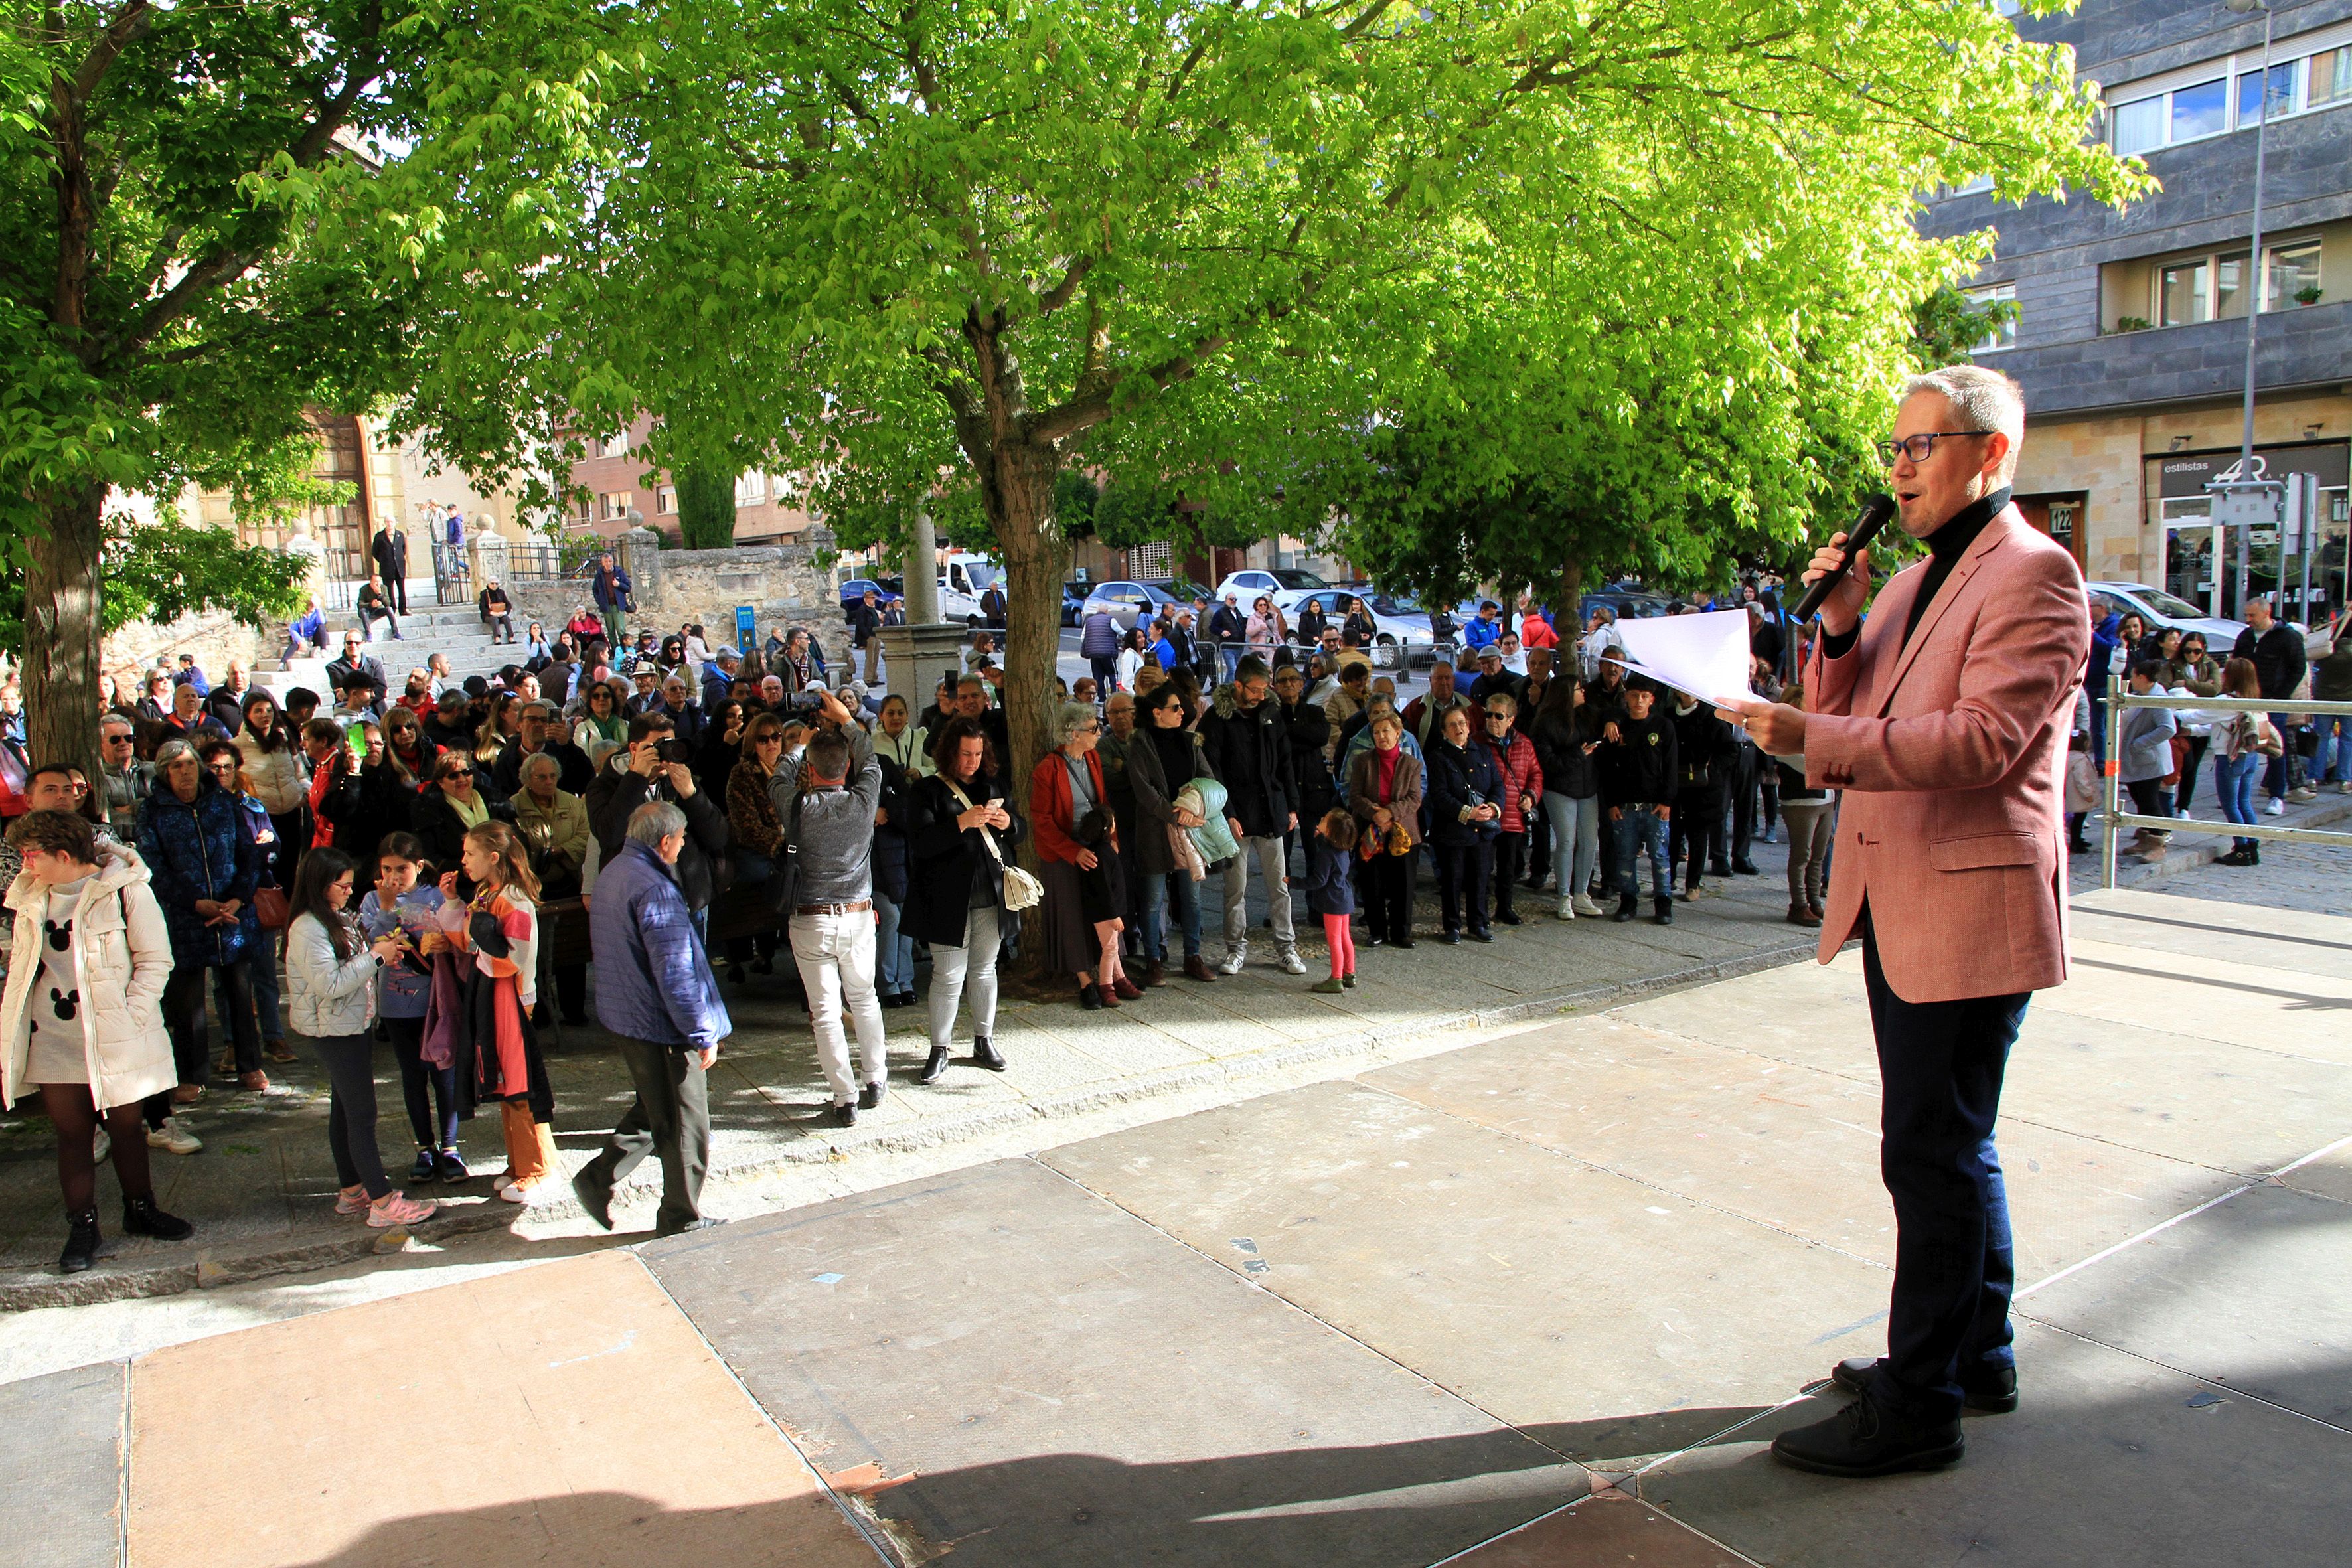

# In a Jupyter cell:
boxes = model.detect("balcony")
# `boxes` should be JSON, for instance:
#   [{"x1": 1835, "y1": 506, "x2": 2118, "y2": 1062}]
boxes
[{"x1": 1984, "y1": 295, "x2": 2352, "y2": 416}]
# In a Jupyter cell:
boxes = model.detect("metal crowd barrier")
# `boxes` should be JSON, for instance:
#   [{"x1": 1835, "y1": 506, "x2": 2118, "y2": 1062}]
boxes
[{"x1": 2098, "y1": 689, "x2": 2352, "y2": 890}]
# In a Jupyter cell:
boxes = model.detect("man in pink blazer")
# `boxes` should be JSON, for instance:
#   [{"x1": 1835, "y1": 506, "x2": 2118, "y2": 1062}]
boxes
[{"x1": 1733, "y1": 365, "x2": 2089, "y2": 1478}]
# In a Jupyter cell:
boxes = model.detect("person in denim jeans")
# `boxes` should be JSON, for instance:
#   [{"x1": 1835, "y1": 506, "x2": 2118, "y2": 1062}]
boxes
[
  {"x1": 2311, "y1": 611, "x2": 2352, "y2": 790},
  {"x1": 2213, "y1": 658, "x2": 2276, "y2": 866},
  {"x1": 1597, "y1": 683, "x2": 1677, "y2": 925}
]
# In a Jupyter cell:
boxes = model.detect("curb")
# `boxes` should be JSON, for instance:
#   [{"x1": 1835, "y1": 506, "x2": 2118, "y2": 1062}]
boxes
[{"x1": 0, "y1": 931, "x2": 1824, "y2": 1312}]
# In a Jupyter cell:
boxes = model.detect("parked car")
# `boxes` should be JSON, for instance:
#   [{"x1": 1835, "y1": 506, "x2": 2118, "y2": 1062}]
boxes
[
  {"x1": 1287, "y1": 589, "x2": 1438, "y2": 668},
  {"x1": 2085, "y1": 582, "x2": 2244, "y2": 649},
  {"x1": 1214, "y1": 567, "x2": 1335, "y2": 615},
  {"x1": 1061, "y1": 580, "x2": 1090, "y2": 627},
  {"x1": 1579, "y1": 591, "x2": 1674, "y2": 625},
  {"x1": 1080, "y1": 578, "x2": 1190, "y2": 631},
  {"x1": 838, "y1": 578, "x2": 903, "y2": 610}
]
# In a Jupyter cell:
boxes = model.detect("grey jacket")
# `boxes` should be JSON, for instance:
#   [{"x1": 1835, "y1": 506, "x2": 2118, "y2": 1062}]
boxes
[
  {"x1": 2116, "y1": 700, "x2": 2179, "y2": 785},
  {"x1": 771, "y1": 725, "x2": 883, "y2": 905}
]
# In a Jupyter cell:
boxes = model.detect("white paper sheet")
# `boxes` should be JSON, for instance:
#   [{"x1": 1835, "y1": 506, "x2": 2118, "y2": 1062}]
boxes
[{"x1": 1601, "y1": 608, "x2": 1754, "y2": 710}]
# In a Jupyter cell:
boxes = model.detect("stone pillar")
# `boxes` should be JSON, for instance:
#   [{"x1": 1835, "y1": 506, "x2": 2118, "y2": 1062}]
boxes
[
  {"x1": 903, "y1": 512, "x2": 941, "y2": 625},
  {"x1": 620, "y1": 520, "x2": 661, "y2": 608},
  {"x1": 873, "y1": 622, "x2": 972, "y2": 705}
]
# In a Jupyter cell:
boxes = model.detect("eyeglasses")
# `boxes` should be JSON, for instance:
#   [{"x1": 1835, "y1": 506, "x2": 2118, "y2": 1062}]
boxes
[{"x1": 1876, "y1": 431, "x2": 1992, "y2": 466}]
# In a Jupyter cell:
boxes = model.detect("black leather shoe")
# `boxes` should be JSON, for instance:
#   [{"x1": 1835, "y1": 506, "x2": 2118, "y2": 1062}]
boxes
[
  {"x1": 1613, "y1": 898, "x2": 1638, "y2": 922},
  {"x1": 1771, "y1": 1393, "x2": 1963, "y2": 1478},
  {"x1": 121, "y1": 1196, "x2": 193, "y2": 1241},
  {"x1": 973, "y1": 1036, "x2": 1006, "y2": 1071},
  {"x1": 1466, "y1": 928, "x2": 1492, "y2": 943},
  {"x1": 858, "y1": 1080, "x2": 886, "y2": 1111},
  {"x1": 1830, "y1": 1356, "x2": 2018, "y2": 1414},
  {"x1": 1437, "y1": 931, "x2": 1461, "y2": 945},
  {"x1": 60, "y1": 1208, "x2": 100, "y2": 1274},
  {"x1": 1390, "y1": 935, "x2": 1415, "y2": 949},
  {"x1": 1652, "y1": 898, "x2": 1674, "y2": 925},
  {"x1": 828, "y1": 1102, "x2": 857, "y2": 1128},
  {"x1": 1494, "y1": 912, "x2": 1522, "y2": 926},
  {"x1": 1709, "y1": 861, "x2": 1734, "y2": 878},
  {"x1": 1364, "y1": 935, "x2": 1384, "y2": 948},
  {"x1": 655, "y1": 1215, "x2": 728, "y2": 1238},
  {"x1": 919, "y1": 1047, "x2": 951, "y2": 1085},
  {"x1": 572, "y1": 1172, "x2": 615, "y2": 1231},
  {"x1": 1733, "y1": 859, "x2": 1761, "y2": 876}
]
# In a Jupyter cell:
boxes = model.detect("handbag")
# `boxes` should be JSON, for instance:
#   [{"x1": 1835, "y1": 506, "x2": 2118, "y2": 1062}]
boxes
[
  {"x1": 944, "y1": 779, "x2": 1041, "y2": 911},
  {"x1": 2062, "y1": 749, "x2": 2098, "y2": 814},
  {"x1": 254, "y1": 886, "x2": 291, "y2": 930},
  {"x1": 1386, "y1": 823, "x2": 1414, "y2": 857}
]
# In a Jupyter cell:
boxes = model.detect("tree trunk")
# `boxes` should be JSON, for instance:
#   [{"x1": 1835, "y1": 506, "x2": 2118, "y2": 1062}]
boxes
[
  {"x1": 25, "y1": 483, "x2": 108, "y2": 786},
  {"x1": 1555, "y1": 555, "x2": 1585, "y2": 639},
  {"x1": 987, "y1": 441, "x2": 1071, "y2": 840}
]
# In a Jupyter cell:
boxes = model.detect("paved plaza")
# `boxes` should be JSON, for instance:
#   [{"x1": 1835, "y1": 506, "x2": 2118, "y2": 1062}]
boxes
[{"x1": 5, "y1": 868, "x2": 2344, "y2": 1567}]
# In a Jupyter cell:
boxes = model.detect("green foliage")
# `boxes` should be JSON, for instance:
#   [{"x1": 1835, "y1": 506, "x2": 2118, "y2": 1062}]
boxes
[
  {"x1": 102, "y1": 515, "x2": 311, "y2": 633},
  {"x1": 673, "y1": 464, "x2": 736, "y2": 548},
  {"x1": 1912, "y1": 285, "x2": 2019, "y2": 370}
]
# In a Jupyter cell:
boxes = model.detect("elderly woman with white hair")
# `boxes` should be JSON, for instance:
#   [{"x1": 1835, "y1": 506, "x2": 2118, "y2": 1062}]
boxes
[{"x1": 1028, "y1": 700, "x2": 1138, "y2": 1010}]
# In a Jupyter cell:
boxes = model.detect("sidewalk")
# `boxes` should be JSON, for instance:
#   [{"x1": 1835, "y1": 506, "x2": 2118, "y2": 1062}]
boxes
[
  {"x1": 35, "y1": 882, "x2": 2349, "y2": 1567},
  {"x1": 0, "y1": 839, "x2": 1824, "y2": 1310}
]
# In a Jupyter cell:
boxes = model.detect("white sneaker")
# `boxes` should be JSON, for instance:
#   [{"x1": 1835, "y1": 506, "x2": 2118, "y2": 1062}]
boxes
[
  {"x1": 1217, "y1": 947, "x2": 1247, "y2": 976},
  {"x1": 2176, "y1": 809, "x2": 2191, "y2": 821},
  {"x1": 1275, "y1": 947, "x2": 1308, "y2": 976},
  {"x1": 2266, "y1": 797, "x2": 2286, "y2": 816},
  {"x1": 147, "y1": 1118, "x2": 202, "y2": 1156},
  {"x1": 1571, "y1": 894, "x2": 1605, "y2": 918},
  {"x1": 1555, "y1": 897, "x2": 1575, "y2": 921}
]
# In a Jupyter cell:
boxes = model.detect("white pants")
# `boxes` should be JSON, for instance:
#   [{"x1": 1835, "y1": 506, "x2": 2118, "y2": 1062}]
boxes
[
  {"x1": 1221, "y1": 834, "x2": 1294, "y2": 951},
  {"x1": 928, "y1": 904, "x2": 1001, "y2": 1048},
  {"x1": 790, "y1": 911, "x2": 888, "y2": 1105}
]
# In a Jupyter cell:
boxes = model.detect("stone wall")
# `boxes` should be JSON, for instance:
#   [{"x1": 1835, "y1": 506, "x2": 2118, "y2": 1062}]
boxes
[
  {"x1": 102, "y1": 609, "x2": 270, "y2": 694},
  {"x1": 623, "y1": 526, "x2": 840, "y2": 646}
]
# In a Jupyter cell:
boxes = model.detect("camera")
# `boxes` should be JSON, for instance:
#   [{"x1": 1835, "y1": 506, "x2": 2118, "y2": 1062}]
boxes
[{"x1": 656, "y1": 738, "x2": 692, "y2": 765}]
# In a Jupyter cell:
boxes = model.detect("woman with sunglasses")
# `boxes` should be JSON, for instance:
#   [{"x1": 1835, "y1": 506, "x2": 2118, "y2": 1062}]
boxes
[
  {"x1": 722, "y1": 712, "x2": 791, "y2": 983},
  {"x1": 196, "y1": 739, "x2": 295, "y2": 1067}
]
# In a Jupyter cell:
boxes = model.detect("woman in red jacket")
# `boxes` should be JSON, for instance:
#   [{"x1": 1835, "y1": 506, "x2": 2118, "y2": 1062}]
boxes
[{"x1": 1029, "y1": 702, "x2": 1139, "y2": 1011}]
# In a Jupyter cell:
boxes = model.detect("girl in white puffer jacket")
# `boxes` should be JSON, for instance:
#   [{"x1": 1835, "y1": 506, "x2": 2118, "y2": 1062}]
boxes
[{"x1": 284, "y1": 847, "x2": 435, "y2": 1229}]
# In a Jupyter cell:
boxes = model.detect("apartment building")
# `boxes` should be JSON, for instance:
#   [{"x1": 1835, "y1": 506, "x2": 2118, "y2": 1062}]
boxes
[
  {"x1": 564, "y1": 416, "x2": 820, "y2": 545},
  {"x1": 1923, "y1": 0, "x2": 2352, "y2": 623}
]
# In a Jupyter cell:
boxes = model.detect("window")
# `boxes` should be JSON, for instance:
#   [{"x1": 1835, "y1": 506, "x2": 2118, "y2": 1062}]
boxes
[
  {"x1": 734, "y1": 471, "x2": 767, "y2": 506},
  {"x1": 2109, "y1": 26, "x2": 2352, "y2": 153},
  {"x1": 597, "y1": 432, "x2": 630, "y2": 459},
  {"x1": 1964, "y1": 283, "x2": 2017, "y2": 351},
  {"x1": 2269, "y1": 238, "x2": 2322, "y2": 305},
  {"x1": 599, "y1": 491, "x2": 633, "y2": 521},
  {"x1": 655, "y1": 485, "x2": 678, "y2": 515},
  {"x1": 576, "y1": 493, "x2": 594, "y2": 522},
  {"x1": 2169, "y1": 78, "x2": 2228, "y2": 141},
  {"x1": 2156, "y1": 237, "x2": 2323, "y2": 323}
]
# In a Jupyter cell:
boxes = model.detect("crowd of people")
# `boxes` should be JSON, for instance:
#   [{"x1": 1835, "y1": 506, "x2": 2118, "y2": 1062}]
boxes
[{"x1": 7, "y1": 544, "x2": 2340, "y2": 1275}]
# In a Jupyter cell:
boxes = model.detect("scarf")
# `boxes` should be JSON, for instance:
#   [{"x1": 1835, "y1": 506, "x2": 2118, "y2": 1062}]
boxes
[{"x1": 307, "y1": 762, "x2": 337, "y2": 848}]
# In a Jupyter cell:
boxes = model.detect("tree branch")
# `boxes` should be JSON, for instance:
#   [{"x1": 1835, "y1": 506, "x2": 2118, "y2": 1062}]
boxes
[
  {"x1": 1036, "y1": 254, "x2": 1093, "y2": 315},
  {"x1": 70, "y1": 1, "x2": 153, "y2": 104}
]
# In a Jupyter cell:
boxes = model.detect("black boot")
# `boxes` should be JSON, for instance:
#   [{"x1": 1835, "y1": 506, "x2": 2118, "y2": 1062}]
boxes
[
  {"x1": 1613, "y1": 895, "x2": 1638, "y2": 923},
  {"x1": 60, "y1": 1208, "x2": 100, "y2": 1273},
  {"x1": 1653, "y1": 896, "x2": 1674, "y2": 926},
  {"x1": 122, "y1": 1196, "x2": 193, "y2": 1241},
  {"x1": 919, "y1": 1047, "x2": 951, "y2": 1085},
  {"x1": 972, "y1": 1036, "x2": 1006, "y2": 1071},
  {"x1": 2246, "y1": 843, "x2": 2261, "y2": 866},
  {"x1": 1771, "y1": 1391, "x2": 1963, "y2": 1478}
]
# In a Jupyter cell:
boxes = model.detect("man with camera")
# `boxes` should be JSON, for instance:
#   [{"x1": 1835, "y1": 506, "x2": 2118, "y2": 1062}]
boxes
[{"x1": 586, "y1": 714, "x2": 730, "y2": 924}]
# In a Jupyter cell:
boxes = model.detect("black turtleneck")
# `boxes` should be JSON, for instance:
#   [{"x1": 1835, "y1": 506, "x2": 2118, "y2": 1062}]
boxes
[{"x1": 1820, "y1": 486, "x2": 2011, "y2": 660}]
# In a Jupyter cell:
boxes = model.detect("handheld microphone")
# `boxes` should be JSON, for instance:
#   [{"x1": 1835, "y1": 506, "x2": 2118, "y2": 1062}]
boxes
[{"x1": 1790, "y1": 493, "x2": 1897, "y2": 623}]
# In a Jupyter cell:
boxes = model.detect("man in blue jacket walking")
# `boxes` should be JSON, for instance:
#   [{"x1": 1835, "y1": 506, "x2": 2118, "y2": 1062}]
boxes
[{"x1": 574, "y1": 801, "x2": 730, "y2": 1236}]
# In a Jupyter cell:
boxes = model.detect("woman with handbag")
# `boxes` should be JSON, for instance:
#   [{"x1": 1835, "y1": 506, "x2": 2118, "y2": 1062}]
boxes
[
  {"x1": 2214, "y1": 657, "x2": 2282, "y2": 866},
  {"x1": 1346, "y1": 711, "x2": 1423, "y2": 948},
  {"x1": 904, "y1": 716, "x2": 1028, "y2": 1084},
  {"x1": 1030, "y1": 702, "x2": 1135, "y2": 1010},
  {"x1": 1126, "y1": 684, "x2": 1218, "y2": 984},
  {"x1": 1424, "y1": 704, "x2": 1504, "y2": 943},
  {"x1": 197, "y1": 740, "x2": 297, "y2": 1067}
]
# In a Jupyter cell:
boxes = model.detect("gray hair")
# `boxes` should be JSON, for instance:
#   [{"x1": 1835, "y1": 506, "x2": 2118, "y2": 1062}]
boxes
[
  {"x1": 1901, "y1": 364, "x2": 2025, "y2": 467},
  {"x1": 626, "y1": 800, "x2": 686, "y2": 847},
  {"x1": 100, "y1": 714, "x2": 135, "y2": 735},
  {"x1": 1051, "y1": 700, "x2": 1098, "y2": 746},
  {"x1": 153, "y1": 738, "x2": 198, "y2": 771},
  {"x1": 521, "y1": 700, "x2": 555, "y2": 720},
  {"x1": 520, "y1": 751, "x2": 562, "y2": 786}
]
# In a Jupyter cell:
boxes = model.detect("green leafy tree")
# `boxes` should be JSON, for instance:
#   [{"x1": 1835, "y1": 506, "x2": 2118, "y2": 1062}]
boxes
[
  {"x1": 673, "y1": 464, "x2": 736, "y2": 549},
  {"x1": 406, "y1": 0, "x2": 2140, "y2": 809},
  {"x1": 0, "y1": 2, "x2": 439, "y2": 775}
]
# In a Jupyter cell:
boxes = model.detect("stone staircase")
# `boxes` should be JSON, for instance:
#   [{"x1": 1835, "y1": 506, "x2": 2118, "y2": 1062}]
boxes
[{"x1": 252, "y1": 578, "x2": 543, "y2": 700}]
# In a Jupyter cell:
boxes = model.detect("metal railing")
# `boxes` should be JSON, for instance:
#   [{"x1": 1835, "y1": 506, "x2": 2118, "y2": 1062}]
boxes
[{"x1": 2098, "y1": 688, "x2": 2352, "y2": 889}]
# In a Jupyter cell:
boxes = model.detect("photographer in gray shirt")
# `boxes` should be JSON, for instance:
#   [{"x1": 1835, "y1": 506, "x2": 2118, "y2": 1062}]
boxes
[{"x1": 771, "y1": 688, "x2": 889, "y2": 1127}]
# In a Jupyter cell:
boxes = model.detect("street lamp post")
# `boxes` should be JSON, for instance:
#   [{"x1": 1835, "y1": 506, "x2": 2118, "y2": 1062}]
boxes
[{"x1": 2226, "y1": 0, "x2": 2276, "y2": 614}]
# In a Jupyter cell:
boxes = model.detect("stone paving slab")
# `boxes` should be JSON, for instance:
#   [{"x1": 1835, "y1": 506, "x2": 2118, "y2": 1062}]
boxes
[
  {"x1": 0, "y1": 1359, "x2": 124, "y2": 1568},
  {"x1": 125, "y1": 1249, "x2": 881, "y2": 1567},
  {"x1": 1039, "y1": 1079, "x2": 1893, "y2": 1448},
  {"x1": 1446, "y1": 1494, "x2": 1750, "y2": 1567},
  {"x1": 1640, "y1": 1319, "x2": 2352, "y2": 1568},
  {"x1": 639, "y1": 1158, "x2": 1586, "y2": 1568}
]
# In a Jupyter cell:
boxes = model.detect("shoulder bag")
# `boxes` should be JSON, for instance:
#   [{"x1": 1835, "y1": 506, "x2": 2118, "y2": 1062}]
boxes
[{"x1": 944, "y1": 779, "x2": 1041, "y2": 911}]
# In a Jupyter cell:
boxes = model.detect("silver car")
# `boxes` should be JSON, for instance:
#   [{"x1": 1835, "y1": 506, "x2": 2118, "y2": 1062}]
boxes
[{"x1": 2086, "y1": 581, "x2": 2246, "y2": 649}]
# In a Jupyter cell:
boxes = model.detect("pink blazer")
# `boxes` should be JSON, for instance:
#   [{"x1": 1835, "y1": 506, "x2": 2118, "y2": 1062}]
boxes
[{"x1": 1802, "y1": 509, "x2": 2090, "y2": 1004}]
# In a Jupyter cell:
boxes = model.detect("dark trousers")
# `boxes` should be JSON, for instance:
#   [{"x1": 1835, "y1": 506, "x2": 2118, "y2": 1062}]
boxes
[
  {"x1": 1362, "y1": 846, "x2": 1417, "y2": 943},
  {"x1": 359, "y1": 605, "x2": 401, "y2": 641},
  {"x1": 312, "y1": 1031, "x2": 393, "y2": 1199},
  {"x1": 1089, "y1": 655, "x2": 1117, "y2": 689},
  {"x1": 1668, "y1": 785, "x2": 1722, "y2": 889},
  {"x1": 1861, "y1": 915, "x2": 2029, "y2": 1425},
  {"x1": 1433, "y1": 840, "x2": 1492, "y2": 935},
  {"x1": 1490, "y1": 831, "x2": 1526, "y2": 919},
  {"x1": 165, "y1": 959, "x2": 258, "y2": 1081},
  {"x1": 384, "y1": 1015, "x2": 458, "y2": 1151},
  {"x1": 1727, "y1": 749, "x2": 1758, "y2": 862},
  {"x1": 386, "y1": 574, "x2": 409, "y2": 614},
  {"x1": 575, "y1": 1034, "x2": 710, "y2": 1235},
  {"x1": 1524, "y1": 808, "x2": 1550, "y2": 886}
]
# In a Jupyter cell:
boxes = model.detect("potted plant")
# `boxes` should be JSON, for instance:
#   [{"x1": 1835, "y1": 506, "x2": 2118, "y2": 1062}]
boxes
[{"x1": 2295, "y1": 284, "x2": 2324, "y2": 305}]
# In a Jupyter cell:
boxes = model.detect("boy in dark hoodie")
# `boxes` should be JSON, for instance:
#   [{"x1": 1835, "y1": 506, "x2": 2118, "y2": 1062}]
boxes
[{"x1": 1599, "y1": 682, "x2": 1678, "y2": 925}]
